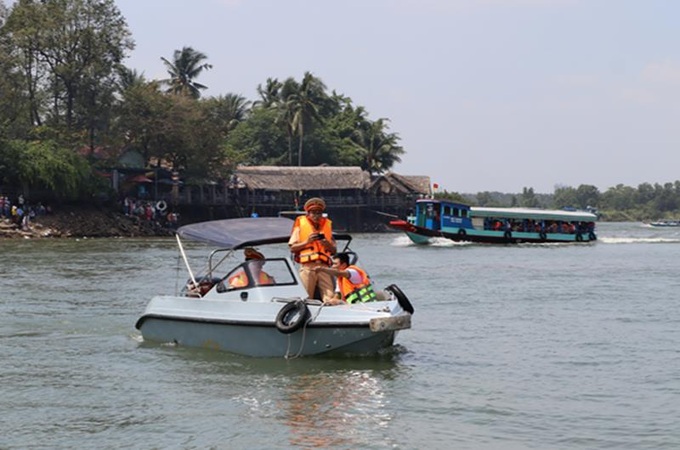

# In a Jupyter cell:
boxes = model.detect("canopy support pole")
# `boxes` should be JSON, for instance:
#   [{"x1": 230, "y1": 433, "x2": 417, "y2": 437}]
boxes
[{"x1": 176, "y1": 234, "x2": 196, "y2": 285}]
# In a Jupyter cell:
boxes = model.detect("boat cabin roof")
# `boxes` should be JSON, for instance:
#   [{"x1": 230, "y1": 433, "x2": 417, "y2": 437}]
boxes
[
  {"x1": 177, "y1": 217, "x2": 352, "y2": 249},
  {"x1": 415, "y1": 198, "x2": 596, "y2": 222},
  {"x1": 471, "y1": 207, "x2": 597, "y2": 222}
]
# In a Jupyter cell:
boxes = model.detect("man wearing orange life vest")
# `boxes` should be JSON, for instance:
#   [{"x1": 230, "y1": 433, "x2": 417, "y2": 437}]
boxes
[
  {"x1": 288, "y1": 197, "x2": 336, "y2": 299},
  {"x1": 314, "y1": 252, "x2": 377, "y2": 305},
  {"x1": 228, "y1": 247, "x2": 275, "y2": 288}
]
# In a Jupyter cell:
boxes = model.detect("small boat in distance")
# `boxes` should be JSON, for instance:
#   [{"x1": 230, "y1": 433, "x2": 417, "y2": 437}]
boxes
[
  {"x1": 389, "y1": 199, "x2": 598, "y2": 245},
  {"x1": 649, "y1": 219, "x2": 680, "y2": 227}
]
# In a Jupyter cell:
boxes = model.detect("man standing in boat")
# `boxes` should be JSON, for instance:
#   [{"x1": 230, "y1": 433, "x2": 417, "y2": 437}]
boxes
[{"x1": 288, "y1": 197, "x2": 336, "y2": 300}]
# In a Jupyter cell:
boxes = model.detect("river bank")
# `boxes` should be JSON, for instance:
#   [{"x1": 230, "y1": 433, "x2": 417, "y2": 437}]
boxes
[{"x1": 0, "y1": 205, "x2": 174, "y2": 239}]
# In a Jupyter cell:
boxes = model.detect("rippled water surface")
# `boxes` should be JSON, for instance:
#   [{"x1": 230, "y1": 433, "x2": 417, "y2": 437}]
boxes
[{"x1": 1, "y1": 222, "x2": 679, "y2": 449}]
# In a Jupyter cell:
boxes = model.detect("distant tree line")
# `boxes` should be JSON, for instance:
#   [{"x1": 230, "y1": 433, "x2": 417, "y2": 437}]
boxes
[{"x1": 0, "y1": 0, "x2": 675, "y2": 221}]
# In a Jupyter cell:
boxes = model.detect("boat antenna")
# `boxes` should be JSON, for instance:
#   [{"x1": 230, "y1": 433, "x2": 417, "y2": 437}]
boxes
[{"x1": 176, "y1": 233, "x2": 196, "y2": 285}]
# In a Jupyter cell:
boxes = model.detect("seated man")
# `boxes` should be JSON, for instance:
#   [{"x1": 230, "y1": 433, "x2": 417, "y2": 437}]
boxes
[
  {"x1": 313, "y1": 252, "x2": 377, "y2": 305},
  {"x1": 228, "y1": 247, "x2": 275, "y2": 288}
]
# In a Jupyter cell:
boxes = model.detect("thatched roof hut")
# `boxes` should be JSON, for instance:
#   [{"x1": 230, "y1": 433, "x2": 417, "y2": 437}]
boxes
[
  {"x1": 370, "y1": 172, "x2": 431, "y2": 196},
  {"x1": 234, "y1": 166, "x2": 371, "y2": 191}
]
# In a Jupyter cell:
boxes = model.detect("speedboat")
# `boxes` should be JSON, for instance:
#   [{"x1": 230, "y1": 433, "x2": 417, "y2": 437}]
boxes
[{"x1": 135, "y1": 217, "x2": 413, "y2": 358}]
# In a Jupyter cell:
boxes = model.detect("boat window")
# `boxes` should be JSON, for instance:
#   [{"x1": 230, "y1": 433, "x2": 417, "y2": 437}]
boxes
[
  {"x1": 216, "y1": 258, "x2": 297, "y2": 292},
  {"x1": 452, "y1": 207, "x2": 459, "y2": 217}
]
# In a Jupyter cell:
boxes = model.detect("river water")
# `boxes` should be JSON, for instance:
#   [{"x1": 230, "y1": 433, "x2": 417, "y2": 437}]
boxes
[{"x1": 1, "y1": 222, "x2": 679, "y2": 449}]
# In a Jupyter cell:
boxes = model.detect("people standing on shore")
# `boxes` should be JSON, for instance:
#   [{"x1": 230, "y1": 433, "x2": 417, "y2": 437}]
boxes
[{"x1": 288, "y1": 197, "x2": 336, "y2": 300}]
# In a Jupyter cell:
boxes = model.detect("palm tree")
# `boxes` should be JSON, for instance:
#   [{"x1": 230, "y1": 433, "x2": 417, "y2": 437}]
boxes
[
  {"x1": 286, "y1": 72, "x2": 326, "y2": 166},
  {"x1": 160, "y1": 47, "x2": 212, "y2": 99},
  {"x1": 351, "y1": 118, "x2": 404, "y2": 174},
  {"x1": 254, "y1": 78, "x2": 282, "y2": 109},
  {"x1": 205, "y1": 93, "x2": 251, "y2": 135}
]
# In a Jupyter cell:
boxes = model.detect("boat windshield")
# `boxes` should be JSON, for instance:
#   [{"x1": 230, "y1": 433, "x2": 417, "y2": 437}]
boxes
[{"x1": 215, "y1": 258, "x2": 297, "y2": 292}]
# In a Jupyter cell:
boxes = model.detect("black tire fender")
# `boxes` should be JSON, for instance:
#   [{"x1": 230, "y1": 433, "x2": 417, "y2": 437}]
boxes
[
  {"x1": 275, "y1": 300, "x2": 310, "y2": 334},
  {"x1": 385, "y1": 284, "x2": 414, "y2": 314},
  {"x1": 458, "y1": 228, "x2": 467, "y2": 237}
]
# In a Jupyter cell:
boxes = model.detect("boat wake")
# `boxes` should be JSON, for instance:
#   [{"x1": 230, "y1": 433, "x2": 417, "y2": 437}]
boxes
[
  {"x1": 391, "y1": 235, "x2": 470, "y2": 247},
  {"x1": 599, "y1": 236, "x2": 680, "y2": 244}
]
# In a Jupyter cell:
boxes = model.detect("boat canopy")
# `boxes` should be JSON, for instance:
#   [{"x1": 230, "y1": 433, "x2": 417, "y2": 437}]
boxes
[
  {"x1": 177, "y1": 217, "x2": 352, "y2": 249},
  {"x1": 471, "y1": 207, "x2": 597, "y2": 222},
  {"x1": 177, "y1": 217, "x2": 296, "y2": 249}
]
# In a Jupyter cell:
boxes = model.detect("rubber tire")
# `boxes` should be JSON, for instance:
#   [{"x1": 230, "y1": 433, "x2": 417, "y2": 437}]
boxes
[
  {"x1": 385, "y1": 284, "x2": 415, "y2": 314},
  {"x1": 275, "y1": 301, "x2": 310, "y2": 334},
  {"x1": 458, "y1": 229, "x2": 467, "y2": 237}
]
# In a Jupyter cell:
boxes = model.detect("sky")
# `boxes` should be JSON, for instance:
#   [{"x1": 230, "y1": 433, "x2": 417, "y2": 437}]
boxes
[{"x1": 110, "y1": 0, "x2": 680, "y2": 194}]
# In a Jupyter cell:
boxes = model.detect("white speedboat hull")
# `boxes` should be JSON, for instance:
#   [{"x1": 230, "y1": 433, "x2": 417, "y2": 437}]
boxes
[{"x1": 136, "y1": 296, "x2": 410, "y2": 357}]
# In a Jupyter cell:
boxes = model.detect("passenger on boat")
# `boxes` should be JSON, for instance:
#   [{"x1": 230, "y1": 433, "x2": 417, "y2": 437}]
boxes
[
  {"x1": 228, "y1": 247, "x2": 275, "y2": 288},
  {"x1": 288, "y1": 197, "x2": 336, "y2": 300},
  {"x1": 186, "y1": 277, "x2": 216, "y2": 298},
  {"x1": 314, "y1": 252, "x2": 377, "y2": 306}
]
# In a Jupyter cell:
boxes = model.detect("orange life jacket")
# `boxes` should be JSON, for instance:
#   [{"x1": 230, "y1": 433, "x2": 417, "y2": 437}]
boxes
[
  {"x1": 338, "y1": 265, "x2": 377, "y2": 304},
  {"x1": 228, "y1": 269, "x2": 273, "y2": 288},
  {"x1": 293, "y1": 216, "x2": 333, "y2": 265}
]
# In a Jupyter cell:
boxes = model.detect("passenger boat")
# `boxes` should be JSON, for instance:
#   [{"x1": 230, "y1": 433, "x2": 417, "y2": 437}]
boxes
[
  {"x1": 135, "y1": 217, "x2": 413, "y2": 358},
  {"x1": 389, "y1": 199, "x2": 597, "y2": 245}
]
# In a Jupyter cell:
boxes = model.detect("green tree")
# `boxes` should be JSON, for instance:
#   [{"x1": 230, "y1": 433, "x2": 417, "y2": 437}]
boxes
[
  {"x1": 4, "y1": 0, "x2": 133, "y2": 133},
  {"x1": 160, "y1": 46, "x2": 212, "y2": 99},
  {"x1": 520, "y1": 187, "x2": 538, "y2": 207},
  {"x1": 286, "y1": 72, "x2": 326, "y2": 166},
  {"x1": 0, "y1": 138, "x2": 91, "y2": 199},
  {"x1": 204, "y1": 93, "x2": 251, "y2": 136},
  {"x1": 350, "y1": 118, "x2": 404, "y2": 174}
]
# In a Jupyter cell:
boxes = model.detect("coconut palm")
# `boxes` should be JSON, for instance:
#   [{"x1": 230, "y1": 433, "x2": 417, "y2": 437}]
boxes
[
  {"x1": 351, "y1": 118, "x2": 404, "y2": 174},
  {"x1": 205, "y1": 93, "x2": 251, "y2": 135},
  {"x1": 254, "y1": 78, "x2": 282, "y2": 109},
  {"x1": 160, "y1": 47, "x2": 212, "y2": 99},
  {"x1": 286, "y1": 72, "x2": 326, "y2": 166}
]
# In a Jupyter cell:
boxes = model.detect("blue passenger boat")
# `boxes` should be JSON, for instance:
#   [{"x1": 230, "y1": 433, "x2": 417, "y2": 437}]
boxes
[{"x1": 389, "y1": 199, "x2": 597, "y2": 244}]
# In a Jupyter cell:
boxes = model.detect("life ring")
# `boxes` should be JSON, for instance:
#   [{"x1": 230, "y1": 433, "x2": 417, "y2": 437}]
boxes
[
  {"x1": 385, "y1": 284, "x2": 414, "y2": 314},
  {"x1": 589, "y1": 231, "x2": 597, "y2": 241},
  {"x1": 539, "y1": 231, "x2": 547, "y2": 240},
  {"x1": 458, "y1": 228, "x2": 467, "y2": 237},
  {"x1": 504, "y1": 230, "x2": 512, "y2": 240},
  {"x1": 275, "y1": 300, "x2": 310, "y2": 334},
  {"x1": 156, "y1": 200, "x2": 167, "y2": 212},
  {"x1": 575, "y1": 233, "x2": 583, "y2": 242}
]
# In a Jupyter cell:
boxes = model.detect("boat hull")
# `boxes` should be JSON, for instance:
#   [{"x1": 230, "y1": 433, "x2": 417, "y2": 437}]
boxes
[{"x1": 136, "y1": 296, "x2": 411, "y2": 358}]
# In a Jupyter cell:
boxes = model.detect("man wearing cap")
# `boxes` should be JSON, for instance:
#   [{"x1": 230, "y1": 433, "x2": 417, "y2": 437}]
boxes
[
  {"x1": 288, "y1": 197, "x2": 336, "y2": 300},
  {"x1": 228, "y1": 247, "x2": 274, "y2": 288}
]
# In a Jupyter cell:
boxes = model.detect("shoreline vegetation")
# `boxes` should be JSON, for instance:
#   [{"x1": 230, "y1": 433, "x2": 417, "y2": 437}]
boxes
[{"x1": 0, "y1": 205, "x2": 174, "y2": 239}]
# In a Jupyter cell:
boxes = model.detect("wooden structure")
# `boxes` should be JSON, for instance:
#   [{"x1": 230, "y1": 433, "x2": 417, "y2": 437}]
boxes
[{"x1": 159, "y1": 166, "x2": 431, "y2": 230}]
